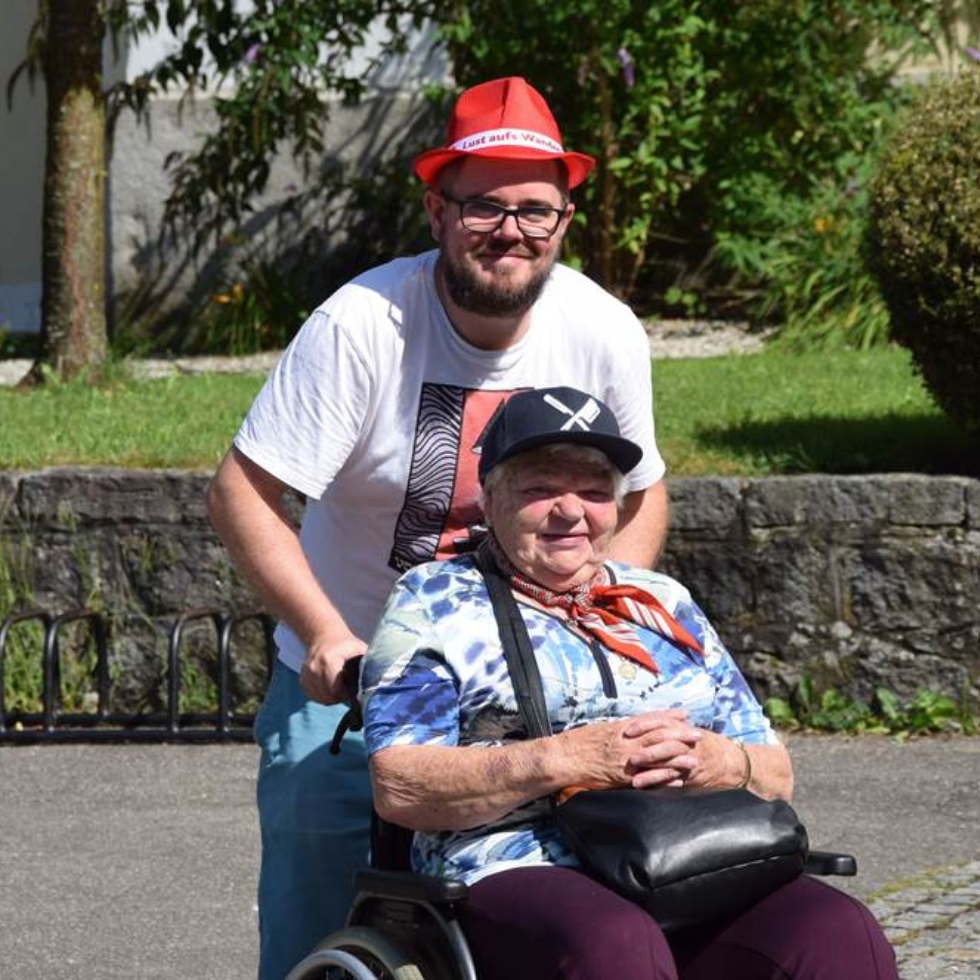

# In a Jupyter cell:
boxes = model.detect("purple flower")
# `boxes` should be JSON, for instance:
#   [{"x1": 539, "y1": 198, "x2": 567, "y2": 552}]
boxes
[
  {"x1": 244, "y1": 43, "x2": 261, "y2": 66},
  {"x1": 617, "y1": 46, "x2": 635, "y2": 89},
  {"x1": 966, "y1": 46, "x2": 980, "y2": 63}
]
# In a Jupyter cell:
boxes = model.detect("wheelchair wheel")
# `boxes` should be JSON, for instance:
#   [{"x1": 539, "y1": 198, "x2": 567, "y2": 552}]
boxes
[{"x1": 285, "y1": 926, "x2": 425, "y2": 980}]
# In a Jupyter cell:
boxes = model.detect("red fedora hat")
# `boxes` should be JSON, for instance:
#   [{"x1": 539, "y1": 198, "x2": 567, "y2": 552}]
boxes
[{"x1": 413, "y1": 77, "x2": 595, "y2": 188}]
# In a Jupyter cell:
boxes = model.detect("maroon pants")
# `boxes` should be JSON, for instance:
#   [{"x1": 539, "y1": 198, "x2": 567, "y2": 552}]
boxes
[{"x1": 458, "y1": 867, "x2": 898, "y2": 980}]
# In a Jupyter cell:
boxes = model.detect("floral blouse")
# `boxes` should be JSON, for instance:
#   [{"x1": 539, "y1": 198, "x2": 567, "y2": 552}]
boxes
[{"x1": 360, "y1": 554, "x2": 779, "y2": 885}]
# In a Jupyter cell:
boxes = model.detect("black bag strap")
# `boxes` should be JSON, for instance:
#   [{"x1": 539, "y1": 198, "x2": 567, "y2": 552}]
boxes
[{"x1": 473, "y1": 547, "x2": 553, "y2": 740}]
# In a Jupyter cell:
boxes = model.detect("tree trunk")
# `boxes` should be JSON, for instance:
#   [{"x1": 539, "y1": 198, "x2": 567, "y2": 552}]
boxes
[{"x1": 27, "y1": 0, "x2": 107, "y2": 384}]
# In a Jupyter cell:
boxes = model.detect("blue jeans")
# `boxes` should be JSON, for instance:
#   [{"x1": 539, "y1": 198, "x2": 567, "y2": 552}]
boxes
[{"x1": 253, "y1": 660, "x2": 371, "y2": 980}]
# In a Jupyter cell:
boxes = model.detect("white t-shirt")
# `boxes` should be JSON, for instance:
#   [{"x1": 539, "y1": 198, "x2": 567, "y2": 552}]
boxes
[{"x1": 235, "y1": 250, "x2": 665, "y2": 671}]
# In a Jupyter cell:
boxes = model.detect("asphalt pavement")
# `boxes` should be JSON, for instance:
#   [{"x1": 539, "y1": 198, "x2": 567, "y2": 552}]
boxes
[{"x1": 1, "y1": 734, "x2": 978, "y2": 979}]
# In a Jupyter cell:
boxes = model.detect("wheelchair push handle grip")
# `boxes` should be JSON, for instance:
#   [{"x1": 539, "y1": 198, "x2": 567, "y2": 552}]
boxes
[
  {"x1": 328, "y1": 655, "x2": 364, "y2": 755},
  {"x1": 342, "y1": 655, "x2": 364, "y2": 707}
]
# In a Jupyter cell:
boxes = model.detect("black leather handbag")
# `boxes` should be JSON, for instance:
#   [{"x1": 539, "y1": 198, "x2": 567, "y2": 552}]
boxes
[
  {"x1": 476, "y1": 550, "x2": 809, "y2": 932},
  {"x1": 555, "y1": 784, "x2": 808, "y2": 931}
]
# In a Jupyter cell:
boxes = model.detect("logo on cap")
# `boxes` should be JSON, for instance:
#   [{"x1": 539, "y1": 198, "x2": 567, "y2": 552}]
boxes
[{"x1": 543, "y1": 392, "x2": 602, "y2": 431}]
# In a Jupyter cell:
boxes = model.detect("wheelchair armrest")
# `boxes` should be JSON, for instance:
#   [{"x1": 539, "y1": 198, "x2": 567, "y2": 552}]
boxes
[
  {"x1": 805, "y1": 850, "x2": 857, "y2": 877},
  {"x1": 353, "y1": 868, "x2": 470, "y2": 905}
]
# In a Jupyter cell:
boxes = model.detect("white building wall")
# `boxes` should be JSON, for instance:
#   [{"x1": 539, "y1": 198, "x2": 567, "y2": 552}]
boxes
[{"x1": 1, "y1": 0, "x2": 46, "y2": 333}]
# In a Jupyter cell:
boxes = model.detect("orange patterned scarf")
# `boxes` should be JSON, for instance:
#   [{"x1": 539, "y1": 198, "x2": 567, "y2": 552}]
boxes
[{"x1": 486, "y1": 537, "x2": 703, "y2": 675}]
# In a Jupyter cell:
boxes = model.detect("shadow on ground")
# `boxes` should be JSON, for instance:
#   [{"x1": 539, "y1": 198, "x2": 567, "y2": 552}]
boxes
[{"x1": 695, "y1": 414, "x2": 979, "y2": 476}]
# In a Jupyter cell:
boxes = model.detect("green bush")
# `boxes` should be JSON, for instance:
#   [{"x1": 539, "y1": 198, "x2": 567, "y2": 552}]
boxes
[
  {"x1": 190, "y1": 257, "x2": 308, "y2": 356},
  {"x1": 713, "y1": 164, "x2": 892, "y2": 350},
  {"x1": 764, "y1": 676, "x2": 978, "y2": 735},
  {"x1": 867, "y1": 69, "x2": 980, "y2": 432},
  {"x1": 443, "y1": 0, "x2": 942, "y2": 329}
]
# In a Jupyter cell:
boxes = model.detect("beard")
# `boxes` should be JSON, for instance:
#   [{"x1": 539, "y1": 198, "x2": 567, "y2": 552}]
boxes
[{"x1": 440, "y1": 242, "x2": 556, "y2": 318}]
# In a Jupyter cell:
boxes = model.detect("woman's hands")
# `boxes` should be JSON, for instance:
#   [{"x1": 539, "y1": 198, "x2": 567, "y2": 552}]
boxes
[
  {"x1": 559, "y1": 716, "x2": 792, "y2": 800},
  {"x1": 558, "y1": 710, "x2": 702, "y2": 791}
]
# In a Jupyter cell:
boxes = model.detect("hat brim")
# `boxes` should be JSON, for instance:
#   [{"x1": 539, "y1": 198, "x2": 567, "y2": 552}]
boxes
[
  {"x1": 414, "y1": 145, "x2": 595, "y2": 188},
  {"x1": 479, "y1": 430, "x2": 643, "y2": 483}
]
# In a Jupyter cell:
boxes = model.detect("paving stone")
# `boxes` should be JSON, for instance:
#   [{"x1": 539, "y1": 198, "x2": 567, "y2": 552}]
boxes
[{"x1": 876, "y1": 863, "x2": 980, "y2": 979}]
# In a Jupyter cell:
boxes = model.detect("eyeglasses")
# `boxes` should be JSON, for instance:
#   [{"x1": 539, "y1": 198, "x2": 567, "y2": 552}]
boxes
[{"x1": 441, "y1": 192, "x2": 568, "y2": 239}]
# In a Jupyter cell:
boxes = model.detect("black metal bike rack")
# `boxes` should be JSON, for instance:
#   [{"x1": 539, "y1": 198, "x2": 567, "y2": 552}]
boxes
[{"x1": 0, "y1": 607, "x2": 275, "y2": 744}]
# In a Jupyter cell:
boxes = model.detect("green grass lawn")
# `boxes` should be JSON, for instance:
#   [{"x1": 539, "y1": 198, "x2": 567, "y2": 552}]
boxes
[
  {"x1": 0, "y1": 347, "x2": 976, "y2": 474},
  {"x1": 652, "y1": 348, "x2": 977, "y2": 476},
  {"x1": 0, "y1": 372, "x2": 259, "y2": 470}
]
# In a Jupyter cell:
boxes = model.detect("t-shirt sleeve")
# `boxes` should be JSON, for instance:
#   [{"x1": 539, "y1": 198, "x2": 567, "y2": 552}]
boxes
[
  {"x1": 233, "y1": 306, "x2": 371, "y2": 499},
  {"x1": 360, "y1": 578, "x2": 462, "y2": 753}
]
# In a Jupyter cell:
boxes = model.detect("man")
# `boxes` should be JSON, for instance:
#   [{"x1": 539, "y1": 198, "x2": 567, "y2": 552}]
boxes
[{"x1": 207, "y1": 75, "x2": 669, "y2": 979}]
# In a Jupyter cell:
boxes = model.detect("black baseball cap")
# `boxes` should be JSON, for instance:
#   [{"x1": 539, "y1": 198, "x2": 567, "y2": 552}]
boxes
[{"x1": 478, "y1": 386, "x2": 643, "y2": 483}]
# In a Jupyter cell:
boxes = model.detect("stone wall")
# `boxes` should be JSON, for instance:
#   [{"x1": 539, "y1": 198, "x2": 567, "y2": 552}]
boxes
[
  {"x1": 1, "y1": 468, "x2": 978, "y2": 710},
  {"x1": 661, "y1": 475, "x2": 980, "y2": 708}
]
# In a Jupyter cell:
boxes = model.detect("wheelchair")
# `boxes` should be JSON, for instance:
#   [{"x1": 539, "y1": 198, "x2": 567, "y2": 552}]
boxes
[
  {"x1": 284, "y1": 816, "x2": 476, "y2": 980},
  {"x1": 286, "y1": 663, "x2": 857, "y2": 980},
  {"x1": 285, "y1": 805, "x2": 857, "y2": 980}
]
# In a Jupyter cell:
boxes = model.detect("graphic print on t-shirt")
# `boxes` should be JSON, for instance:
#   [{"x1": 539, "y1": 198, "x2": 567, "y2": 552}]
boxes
[{"x1": 387, "y1": 384, "x2": 523, "y2": 573}]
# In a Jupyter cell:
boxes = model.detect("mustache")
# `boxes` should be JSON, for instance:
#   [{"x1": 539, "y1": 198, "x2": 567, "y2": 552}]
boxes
[{"x1": 478, "y1": 241, "x2": 536, "y2": 258}]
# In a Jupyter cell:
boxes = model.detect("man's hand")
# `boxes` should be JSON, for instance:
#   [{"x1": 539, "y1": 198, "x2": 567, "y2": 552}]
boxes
[{"x1": 300, "y1": 635, "x2": 368, "y2": 705}]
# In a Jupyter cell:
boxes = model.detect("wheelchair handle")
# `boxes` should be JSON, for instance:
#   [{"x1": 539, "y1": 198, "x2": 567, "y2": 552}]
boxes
[{"x1": 328, "y1": 655, "x2": 364, "y2": 755}]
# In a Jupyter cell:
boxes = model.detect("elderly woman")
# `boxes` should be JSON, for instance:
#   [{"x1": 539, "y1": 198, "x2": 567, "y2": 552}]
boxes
[{"x1": 360, "y1": 386, "x2": 897, "y2": 980}]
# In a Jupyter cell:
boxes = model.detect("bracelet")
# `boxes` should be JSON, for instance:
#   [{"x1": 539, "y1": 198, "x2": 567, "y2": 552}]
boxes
[{"x1": 735, "y1": 741, "x2": 752, "y2": 790}]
